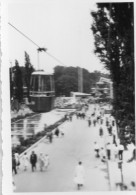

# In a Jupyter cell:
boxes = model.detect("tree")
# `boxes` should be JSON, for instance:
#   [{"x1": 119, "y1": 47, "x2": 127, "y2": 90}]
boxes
[
  {"x1": 54, "y1": 66, "x2": 78, "y2": 96},
  {"x1": 24, "y1": 51, "x2": 34, "y2": 100},
  {"x1": 56, "y1": 75, "x2": 78, "y2": 96},
  {"x1": 91, "y1": 3, "x2": 134, "y2": 142},
  {"x1": 54, "y1": 65, "x2": 108, "y2": 96},
  {"x1": 14, "y1": 60, "x2": 23, "y2": 102},
  {"x1": 9, "y1": 67, "x2": 14, "y2": 99}
]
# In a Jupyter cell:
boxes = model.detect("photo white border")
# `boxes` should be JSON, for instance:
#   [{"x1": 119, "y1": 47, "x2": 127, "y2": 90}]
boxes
[{"x1": 1, "y1": 0, "x2": 136, "y2": 195}]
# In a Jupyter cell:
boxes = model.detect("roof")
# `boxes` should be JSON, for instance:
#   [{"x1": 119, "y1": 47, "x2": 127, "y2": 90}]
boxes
[
  {"x1": 100, "y1": 77, "x2": 112, "y2": 83},
  {"x1": 96, "y1": 81, "x2": 104, "y2": 85},
  {"x1": 32, "y1": 71, "x2": 53, "y2": 76},
  {"x1": 71, "y1": 92, "x2": 91, "y2": 96}
]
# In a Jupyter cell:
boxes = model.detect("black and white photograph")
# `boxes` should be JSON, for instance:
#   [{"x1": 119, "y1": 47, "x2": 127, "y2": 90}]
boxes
[{"x1": 1, "y1": 0, "x2": 136, "y2": 194}]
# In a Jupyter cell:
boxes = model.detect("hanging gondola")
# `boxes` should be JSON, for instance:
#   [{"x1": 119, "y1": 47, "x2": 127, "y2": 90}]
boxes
[
  {"x1": 8, "y1": 24, "x2": 57, "y2": 112},
  {"x1": 29, "y1": 70, "x2": 55, "y2": 112}
]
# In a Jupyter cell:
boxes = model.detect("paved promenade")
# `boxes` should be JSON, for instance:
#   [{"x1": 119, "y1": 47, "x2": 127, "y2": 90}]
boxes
[
  {"x1": 14, "y1": 105, "x2": 109, "y2": 192},
  {"x1": 13, "y1": 104, "x2": 136, "y2": 192}
]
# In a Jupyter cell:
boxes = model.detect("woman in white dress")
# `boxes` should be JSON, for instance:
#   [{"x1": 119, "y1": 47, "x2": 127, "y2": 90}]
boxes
[
  {"x1": 44, "y1": 154, "x2": 49, "y2": 170},
  {"x1": 14, "y1": 152, "x2": 20, "y2": 170},
  {"x1": 22, "y1": 152, "x2": 29, "y2": 171},
  {"x1": 39, "y1": 153, "x2": 45, "y2": 171},
  {"x1": 74, "y1": 161, "x2": 85, "y2": 190},
  {"x1": 12, "y1": 177, "x2": 16, "y2": 192}
]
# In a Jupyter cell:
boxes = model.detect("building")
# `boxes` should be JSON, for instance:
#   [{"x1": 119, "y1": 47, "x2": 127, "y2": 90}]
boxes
[{"x1": 91, "y1": 77, "x2": 113, "y2": 99}]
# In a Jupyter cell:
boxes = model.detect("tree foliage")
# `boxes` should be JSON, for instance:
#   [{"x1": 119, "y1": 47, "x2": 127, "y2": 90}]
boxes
[
  {"x1": 14, "y1": 60, "x2": 23, "y2": 102},
  {"x1": 91, "y1": 3, "x2": 134, "y2": 141},
  {"x1": 54, "y1": 66, "x2": 78, "y2": 96},
  {"x1": 9, "y1": 52, "x2": 35, "y2": 102},
  {"x1": 54, "y1": 65, "x2": 105, "y2": 96},
  {"x1": 24, "y1": 51, "x2": 34, "y2": 99}
]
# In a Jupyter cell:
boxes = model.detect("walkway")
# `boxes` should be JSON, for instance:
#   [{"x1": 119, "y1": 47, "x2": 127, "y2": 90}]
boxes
[{"x1": 14, "y1": 105, "x2": 109, "y2": 192}]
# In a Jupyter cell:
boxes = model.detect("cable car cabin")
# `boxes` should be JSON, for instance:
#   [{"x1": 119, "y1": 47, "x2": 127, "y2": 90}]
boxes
[{"x1": 29, "y1": 71, "x2": 55, "y2": 112}]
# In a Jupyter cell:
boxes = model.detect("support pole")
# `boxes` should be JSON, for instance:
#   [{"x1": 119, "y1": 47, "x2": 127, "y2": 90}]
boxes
[
  {"x1": 37, "y1": 50, "x2": 40, "y2": 70},
  {"x1": 78, "y1": 67, "x2": 83, "y2": 93}
]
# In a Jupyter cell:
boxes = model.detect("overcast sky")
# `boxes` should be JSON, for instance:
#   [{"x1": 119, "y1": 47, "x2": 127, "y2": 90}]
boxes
[{"x1": 8, "y1": 0, "x2": 107, "y2": 73}]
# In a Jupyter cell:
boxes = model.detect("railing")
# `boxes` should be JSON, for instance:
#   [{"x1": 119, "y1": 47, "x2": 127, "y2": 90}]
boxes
[{"x1": 30, "y1": 91, "x2": 55, "y2": 97}]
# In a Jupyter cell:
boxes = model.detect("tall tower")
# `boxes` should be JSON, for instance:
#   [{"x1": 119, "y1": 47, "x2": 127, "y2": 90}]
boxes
[{"x1": 78, "y1": 67, "x2": 83, "y2": 92}]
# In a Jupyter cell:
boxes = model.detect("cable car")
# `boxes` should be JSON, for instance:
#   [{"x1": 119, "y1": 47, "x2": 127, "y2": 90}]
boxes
[{"x1": 29, "y1": 70, "x2": 55, "y2": 112}]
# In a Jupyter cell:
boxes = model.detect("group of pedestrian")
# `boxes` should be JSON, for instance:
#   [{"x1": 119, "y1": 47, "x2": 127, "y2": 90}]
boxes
[
  {"x1": 116, "y1": 181, "x2": 136, "y2": 191},
  {"x1": 54, "y1": 127, "x2": 64, "y2": 138},
  {"x1": 47, "y1": 131, "x2": 53, "y2": 143},
  {"x1": 76, "y1": 111, "x2": 86, "y2": 119},
  {"x1": 94, "y1": 141, "x2": 124, "y2": 162},
  {"x1": 12, "y1": 102, "x2": 135, "y2": 192},
  {"x1": 29, "y1": 151, "x2": 49, "y2": 172},
  {"x1": 65, "y1": 113, "x2": 73, "y2": 121},
  {"x1": 12, "y1": 151, "x2": 50, "y2": 174},
  {"x1": 92, "y1": 105, "x2": 125, "y2": 162},
  {"x1": 38, "y1": 153, "x2": 50, "y2": 172}
]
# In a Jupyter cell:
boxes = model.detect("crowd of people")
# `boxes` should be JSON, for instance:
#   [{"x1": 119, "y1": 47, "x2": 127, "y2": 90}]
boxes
[
  {"x1": 73, "y1": 103, "x2": 136, "y2": 191},
  {"x1": 74, "y1": 103, "x2": 135, "y2": 164},
  {"x1": 12, "y1": 123, "x2": 67, "y2": 192},
  {"x1": 12, "y1": 151, "x2": 50, "y2": 175},
  {"x1": 12, "y1": 122, "x2": 68, "y2": 176},
  {"x1": 12, "y1": 101, "x2": 136, "y2": 191}
]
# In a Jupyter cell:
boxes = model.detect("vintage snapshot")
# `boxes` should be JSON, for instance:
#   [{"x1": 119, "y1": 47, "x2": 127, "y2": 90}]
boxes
[{"x1": 2, "y1": 0, "x2": 136, "y2": 194}]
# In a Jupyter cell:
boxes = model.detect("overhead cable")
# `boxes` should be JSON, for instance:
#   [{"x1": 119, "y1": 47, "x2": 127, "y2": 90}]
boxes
[{"x1": 8, "y1": 22, "x2": 67, "y2": 66}]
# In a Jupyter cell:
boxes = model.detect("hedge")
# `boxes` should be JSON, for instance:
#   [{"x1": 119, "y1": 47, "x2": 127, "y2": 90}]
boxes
[{"x1": 12, "y1": 112, "x2": 75, "y2": 155}]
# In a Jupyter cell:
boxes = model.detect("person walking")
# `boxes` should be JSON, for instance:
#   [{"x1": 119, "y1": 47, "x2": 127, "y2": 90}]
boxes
[
  {"x1": 22, "y1": 152, "x2": 29, "y2": 171},
  {"x1": 100, "y1": 118, "x2": 103, "y2": 125},
  {"x1": 88, "y1": 117, "x2": 91, "y2": 127},
  {"x1": 54, "y1": 127, "x2": 60, "y2": 137},
  {"x1": 39, "y1": 153, "x2": 45, "y2": 171},
  {"x1": 12, "y1": 177, "x2": 16, "y2": 192},
  {"x1": 128, "y1": 145, "x2": 136, "y2": 162},
  {"x1": 112, "y1": 144, "x2": 118, "y2": 161},
  {"x1": 30, "y1": 151, "x2": 37, "y2": 172},
  {"x1": 47, "y1": 132, "x2": 53, "y2": 143},
  {"x1": 44, "y1": 154, "x2": 50, "y2": 170},
  {"x1": 69, "y1": 115, "x2": 72, "y2": 121},
  {"x1": 112, "y1": 127, "x2": 116, "y2": 145},
  {"x1": 74, "y1": 161, "x2": 85, "y2": 190},
  {"x1": 107, "y1": 125, "x2": 112, "y2": 135},
  {"x1": 96, "y1": 115, "x2": 100, "y2": 124},
  {"x1": 129, "y1": 181, "x2": 136, "y2": 190},
  {"x1": 106, "y1": 143, "x2": 111, "y2": 160},
  {"x1": 66, "y1": 114, "x2": 70, "y2": 121},
  {"x1": 14, "y1": 152, "x2": 20, "y2": 170},
  {"x1": 94, "y1": 142, "x2": 100, "y2": 158},
  {"x1": 118, "y1": 143, "x2": 124, "y2": 160},
  {"x1": 100, "y1": 147, "x2": 106, "y2": 163},
  {"x1": 93, "y1": 119, "x2": 96, "y2": 127},
  {"x1": 106, "y1": 119, "x2": 109, "y2": 127},
  {"x1": 12, "y1": 154, "x2": 17, "y2": 175},
  {"x1": 112, "y1": 120, "x2": 115, "y2": 127},
  {"x1": 99, "y1": 127, "x2": 103, "y2": 137}
]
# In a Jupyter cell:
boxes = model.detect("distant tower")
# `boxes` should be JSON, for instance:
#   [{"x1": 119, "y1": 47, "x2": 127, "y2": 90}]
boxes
[{"x1": 78, "y1": 67, "x2": 83, "y2": 92}]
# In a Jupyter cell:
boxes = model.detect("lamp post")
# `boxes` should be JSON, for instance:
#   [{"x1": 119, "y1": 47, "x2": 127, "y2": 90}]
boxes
[{"x1": 118, "y1": 160, "x2": 124, "y2": 190}]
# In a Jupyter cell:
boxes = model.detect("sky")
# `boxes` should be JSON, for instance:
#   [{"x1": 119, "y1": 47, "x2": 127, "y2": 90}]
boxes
[{"x1": 7, "y1": 0, "x2": 107, "y2": 74}]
